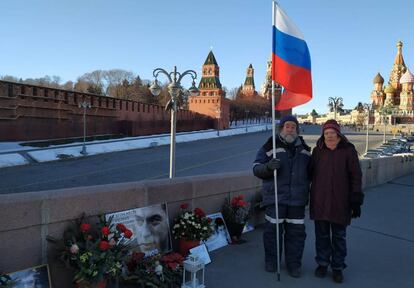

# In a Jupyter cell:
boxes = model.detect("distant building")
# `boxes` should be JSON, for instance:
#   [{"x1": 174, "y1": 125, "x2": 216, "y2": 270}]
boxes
[
  {"x1": 370, "y1": 41, "x2": 414, "y2": 124},
  {"x1": 188, "y1": 50, "x2": 230, "y2": 130},
  {"x1": 240, "y1": 64, "x2": 257, "y2": 97},
  {"x1": 259, "y1": 55, "x2": 291, "y2": 118}
]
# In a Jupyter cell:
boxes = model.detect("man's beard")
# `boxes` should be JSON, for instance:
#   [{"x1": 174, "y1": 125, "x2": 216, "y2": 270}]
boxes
[{"x1": 280, "y1": 132, "x2": 298, "y2": 143}]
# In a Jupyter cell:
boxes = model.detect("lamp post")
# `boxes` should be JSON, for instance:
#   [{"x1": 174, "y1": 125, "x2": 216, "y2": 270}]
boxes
[
  {"x1": 79, "y1": 100, "x2": 91, "y2": 155},
  {"x1": 149, "y1": 66, "x2": 199, "y2": 179},
  {"x1": 245, "y1": 110, "x2": 249, "y2": 133},
  {"x1": 265, "y1": 111, "x2": 269, "y2": 131},
  {"x1": 216, "y1": 107, "x2": 221, "y2": 136},
  {"x1": 363, "y1": 103, "x2": 371, "y2": 154},
  {"x1": 328, "y1": 97, "x2": 343, "y2": 120}
]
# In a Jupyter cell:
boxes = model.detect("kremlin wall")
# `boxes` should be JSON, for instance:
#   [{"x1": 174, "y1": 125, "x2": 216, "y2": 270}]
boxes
[{"x1": 0, "y1": 50, "x2": 281, "y2": 141}]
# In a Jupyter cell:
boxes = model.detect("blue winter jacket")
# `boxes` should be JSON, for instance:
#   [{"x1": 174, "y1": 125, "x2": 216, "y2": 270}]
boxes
[{"x1": 253, "y1": 135, "x2": 311, "y2": 207}]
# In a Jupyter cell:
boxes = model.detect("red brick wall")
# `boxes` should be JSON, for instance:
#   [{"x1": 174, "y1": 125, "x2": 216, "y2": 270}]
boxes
[{"x1": 0, "y1": 81, "x2": 214, "y2": 141}]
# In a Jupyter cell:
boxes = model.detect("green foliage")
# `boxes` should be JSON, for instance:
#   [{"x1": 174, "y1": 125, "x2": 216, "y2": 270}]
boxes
[
  {"x1": 50, "y1": 214, "x2": 132, "y2": 286},
  {"x1": 124, "y1": 252, "x2": 183, "y2": 288}
]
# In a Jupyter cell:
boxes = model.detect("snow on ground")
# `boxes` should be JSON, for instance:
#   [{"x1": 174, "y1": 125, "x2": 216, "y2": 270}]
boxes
[
  {"x1": 0, "y1": 153, "x2": 29, "y2": 168},
  {"x1": 0, "y1": 124, "x2": 271, "y2": 167}
]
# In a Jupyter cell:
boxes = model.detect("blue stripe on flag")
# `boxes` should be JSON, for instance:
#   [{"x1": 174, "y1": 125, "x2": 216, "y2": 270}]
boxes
[{"x1": 272, "y1": 26, "x2": 311, "y2": 71}]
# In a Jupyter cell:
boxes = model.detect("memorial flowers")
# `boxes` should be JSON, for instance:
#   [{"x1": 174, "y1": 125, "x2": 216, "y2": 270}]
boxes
[
  {"x1": 124, "y1": 252, "x2": 183, "y2": 287},
  {"x1": 51, "y1": 214, "x2": 133, "y2": 287},
  {"x1": 171, "y1": 204, "x2": 213, "y2": 241},
  {"x1": 222, "y1": 195, "x2": 251, "y2": 225},
  {"x1": 222, "y1": 195, "x2": 251, "y2": 243}
]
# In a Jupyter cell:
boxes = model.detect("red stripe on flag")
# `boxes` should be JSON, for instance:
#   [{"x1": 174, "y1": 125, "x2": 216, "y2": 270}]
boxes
[{"x1": 272, "y1": 54, "x2": 312, "y2": 110}]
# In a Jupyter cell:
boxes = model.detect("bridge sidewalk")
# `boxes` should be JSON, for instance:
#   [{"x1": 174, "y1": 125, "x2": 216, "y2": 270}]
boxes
[{"x1": 205, "y1": 173, "x2": 414, "y2": 288}]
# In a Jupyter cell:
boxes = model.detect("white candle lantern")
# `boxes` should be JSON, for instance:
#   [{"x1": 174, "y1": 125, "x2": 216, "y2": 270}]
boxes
[{"x1": 181, "y1": 254, "x2": 206, "y2": 288}]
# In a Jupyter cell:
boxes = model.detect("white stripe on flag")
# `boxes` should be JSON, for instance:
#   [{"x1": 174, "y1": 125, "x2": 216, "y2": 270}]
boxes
[{"x1": 274, "y1": 3, "x2": 304, "y2": 41}]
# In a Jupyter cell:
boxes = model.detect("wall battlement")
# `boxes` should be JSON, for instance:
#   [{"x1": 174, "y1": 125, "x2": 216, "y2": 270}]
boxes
[{"x1": 0, "y1": 80, "x2": 214, "y2": 140}]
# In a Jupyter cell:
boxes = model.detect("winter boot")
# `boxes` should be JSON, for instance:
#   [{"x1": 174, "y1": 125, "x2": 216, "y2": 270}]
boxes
[
  {"x1": 332, "y1": 269, "x2": 344, "y2": 283},
  {"x1": 315, "y1": 265, "x2": 328, "y2": 278}
]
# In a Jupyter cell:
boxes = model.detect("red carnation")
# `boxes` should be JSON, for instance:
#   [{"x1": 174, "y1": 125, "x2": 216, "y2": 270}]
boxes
[
  {"x1": 194, "y1": 208, "x2": 206, "y2": 217},
  {"x1": 180, "y1": 203, "x2": 189, "y2": 209},
  {"x1": 124, "y1": 229, "x2": 133, "y2": 238},
  {"x1": 80, "y1": 223, "x2": 91, "y2": 232},
  {"x1": 231, "y1": 197, "x2": 239, "y2": 207},
  {"x1": 116, "y1": 223, "x2": 127, "y2": 232},
  {"x1": 167, "y1": 262, "x2": 179, "y2": 270},
  {"x1": 101, "y1": 226, "x2": 110, "y2": 236},
  {"x1": 132, "y1": 252, "x2": 145, "y2": 261},
  {"x1": 238, "y1": 200, "x2": 248, "y2": 207},
  {"x1": 99, "y1": 240, "x2": 110, "y2": 251}
]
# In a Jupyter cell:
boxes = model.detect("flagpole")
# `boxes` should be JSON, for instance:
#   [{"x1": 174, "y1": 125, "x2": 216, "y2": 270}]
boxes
[{"x1": 272, "y1": 0, "x2": 281, "y2": 281}]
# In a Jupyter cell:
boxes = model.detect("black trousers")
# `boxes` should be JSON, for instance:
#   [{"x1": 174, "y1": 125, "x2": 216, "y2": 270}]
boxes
[
  {"x1": 263, "y1": 205, "x2": 306, "y2": 269},
  {"x1": 314, "y1": 220, "x2": 347, "y2": 270}
]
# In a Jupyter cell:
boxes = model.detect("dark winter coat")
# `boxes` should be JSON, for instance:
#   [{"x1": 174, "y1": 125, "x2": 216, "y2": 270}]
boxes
[
  {"x1": 253, "y1": 135, "x2": 311, "y2": 207},
  {"x1": 310, "y1": 137, "x2": 363, "y2": 225}
]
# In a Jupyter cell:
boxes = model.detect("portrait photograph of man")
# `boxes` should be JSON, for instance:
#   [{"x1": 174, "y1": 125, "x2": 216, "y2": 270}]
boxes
[{"x1": 106, "y1": 203, "x2": 172, "y2": 256}]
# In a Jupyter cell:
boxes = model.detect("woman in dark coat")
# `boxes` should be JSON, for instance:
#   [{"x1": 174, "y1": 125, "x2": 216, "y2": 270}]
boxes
[{"x1": 310, "y1": 119, "x2": 364, "y2": 283}]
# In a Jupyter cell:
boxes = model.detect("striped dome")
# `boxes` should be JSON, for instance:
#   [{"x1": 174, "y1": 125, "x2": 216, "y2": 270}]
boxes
[
  {"x1": 400, "y1": 69, "x2": 414, "y2": 84},
  {"x1": 373, "y1": 73, "x2": 384, "y2": 84}
]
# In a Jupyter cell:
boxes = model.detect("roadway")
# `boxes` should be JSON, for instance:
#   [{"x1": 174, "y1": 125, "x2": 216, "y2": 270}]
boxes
[{"x1": 0, "y1": 127, "x2": 385, "y2": 194}]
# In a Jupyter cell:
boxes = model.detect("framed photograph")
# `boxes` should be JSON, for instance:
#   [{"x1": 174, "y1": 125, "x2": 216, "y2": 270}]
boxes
[
  {"x1": 106, "y1": 203, "x2": 172, "y2": 256},
  {"x1": 6, "y1": 264, "x2": 52, "y2": 288},
  {"x1": 204, "y1": 212, "x2": 231, "y2": 252},
  {"x1": 189, "y1": 243, "x2": 211, "y2": 265}
]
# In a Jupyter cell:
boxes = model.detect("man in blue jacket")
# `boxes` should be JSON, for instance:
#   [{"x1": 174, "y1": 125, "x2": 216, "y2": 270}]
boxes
[{"x1": 253, "y1": 115, "x2": 311, "y2": 278}]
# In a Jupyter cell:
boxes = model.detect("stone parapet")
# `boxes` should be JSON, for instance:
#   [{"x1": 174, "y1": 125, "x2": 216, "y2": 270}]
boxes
[{"x1": 0, "y1": 155, "x2": 413, "y2": 286}]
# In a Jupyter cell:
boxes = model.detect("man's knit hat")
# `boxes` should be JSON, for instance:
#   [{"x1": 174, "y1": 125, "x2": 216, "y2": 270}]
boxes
[
  {"x1": 322, "y1": 119, "x2": 341, "y2": 135},
  {"x1": 279, "y1": 115, "x2": 299, "y2": 131}
]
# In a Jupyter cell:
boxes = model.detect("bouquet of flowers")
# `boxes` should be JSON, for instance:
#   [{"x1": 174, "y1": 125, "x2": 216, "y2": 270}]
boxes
[
  {"x1": 124, "y1": 252, "x2": 183, "y2": 288},
  {"x1": 222, "y1": 195, "x2": 251, "y2": 225},
  {"x1": 172, "y1": 204, "x2": 213, "y2": 241},
  {"x1": 50, "y1": 214, "x2": 133, "y2": 287},
  {"x1": 221, "y1": 195, "x2": 251, "y2": 244}
]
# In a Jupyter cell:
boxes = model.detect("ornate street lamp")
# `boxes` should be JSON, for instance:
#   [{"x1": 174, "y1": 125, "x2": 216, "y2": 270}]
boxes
[
  {"x1": 149, "y1": 66, "x2": 199, "y2": 178},
  {"x1": 79, "y1": 100, "x2": 91, "y2": 155},
  {"x1": 265, "y1": 111, "x2": 269, "y2": 131},
  {"x1": 216, "y1": 107, "x2": 221, "y2": 136},
  {"x1": 245, "y1": 110, "x2": 249, "y2": 133},
  {"x1": 328, "y1": 97, "x2": 343, "y2": 120}
]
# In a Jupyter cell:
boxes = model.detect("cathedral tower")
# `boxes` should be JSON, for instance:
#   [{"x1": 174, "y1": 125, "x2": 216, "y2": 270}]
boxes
[
  {"x1": 371, "y1": 73, "x2": 385, "y2": 109},
  {"x1": 399, "y1": 69, "x2": 414, "y2": 111}
]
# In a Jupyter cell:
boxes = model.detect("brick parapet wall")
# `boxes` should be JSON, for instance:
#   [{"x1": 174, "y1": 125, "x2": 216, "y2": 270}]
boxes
[{"x1": 0, "y1": 80, "x2": 214, "y2": 140}]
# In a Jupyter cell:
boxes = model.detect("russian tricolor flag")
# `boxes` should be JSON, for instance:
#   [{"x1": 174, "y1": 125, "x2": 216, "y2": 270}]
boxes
[{"x1": 272, "y1": 3, "x2": 312, "y2": 110}]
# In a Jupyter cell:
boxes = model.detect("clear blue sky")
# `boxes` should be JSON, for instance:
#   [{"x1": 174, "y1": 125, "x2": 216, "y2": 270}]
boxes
[{"x1": 1, "y1": 0, "x2": 413, "y2": 114}]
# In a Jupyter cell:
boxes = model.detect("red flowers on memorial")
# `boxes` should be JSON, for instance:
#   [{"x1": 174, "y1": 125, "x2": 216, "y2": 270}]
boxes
[{"x1": 53, "y1": 214, "x2": 132, "y2": 287}]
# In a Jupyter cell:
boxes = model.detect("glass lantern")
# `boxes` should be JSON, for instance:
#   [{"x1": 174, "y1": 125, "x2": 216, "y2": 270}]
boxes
[{"x1": 181, "y1": 254, "x2": 205, "y2": 288}]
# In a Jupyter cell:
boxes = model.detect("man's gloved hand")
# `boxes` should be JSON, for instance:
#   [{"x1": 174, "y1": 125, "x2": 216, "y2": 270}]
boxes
[
  {"x1": 350, "y1": 203, "x2": 361, "y2": 218},
  {"x1": 266, "y1": 158, "x2": 281, "y2": 171}
]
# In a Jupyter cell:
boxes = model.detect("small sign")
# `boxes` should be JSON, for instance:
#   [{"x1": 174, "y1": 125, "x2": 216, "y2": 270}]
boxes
[{"x1": 189, "y1": 243, "x2": 211, "y2": 265}]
